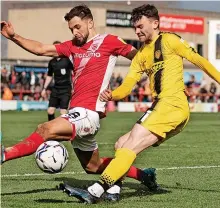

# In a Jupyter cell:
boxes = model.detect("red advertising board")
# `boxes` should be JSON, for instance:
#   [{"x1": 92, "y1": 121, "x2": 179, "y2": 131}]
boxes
[{"x1": 160, "y1": 14, "x2": 204, "y2": 34}]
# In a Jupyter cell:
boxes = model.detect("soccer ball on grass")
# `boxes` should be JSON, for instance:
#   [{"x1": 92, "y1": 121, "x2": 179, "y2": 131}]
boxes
[{"x1": 35, "y1": 141, "x2": 69, "y2": 173}]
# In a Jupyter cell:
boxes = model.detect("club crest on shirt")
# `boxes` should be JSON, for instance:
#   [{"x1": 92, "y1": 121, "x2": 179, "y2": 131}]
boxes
[
  {"x1": 90, "y1": 43, "x2": 99, "y2": 52},
  {"x1": 61, "y1": 68, "x2": 66, "y2": 75},
  {"x1": 155, "y1": 50, "x2": 161, "y2": 59}
]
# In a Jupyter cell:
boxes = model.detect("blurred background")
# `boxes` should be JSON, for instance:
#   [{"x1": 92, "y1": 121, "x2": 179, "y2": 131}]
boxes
[{"x1": 1, "y1": 1, "x2": 220, "y2": 112}]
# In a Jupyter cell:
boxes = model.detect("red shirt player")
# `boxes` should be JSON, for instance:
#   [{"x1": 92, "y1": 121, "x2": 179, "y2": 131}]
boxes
[{"x1": 1, "y1": 5, "x2": 159, "y2": 199}]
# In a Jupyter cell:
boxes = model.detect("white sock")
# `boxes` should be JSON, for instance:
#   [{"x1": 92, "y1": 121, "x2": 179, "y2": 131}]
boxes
[
  {"x1": 106, "y1": 185, "x2": 121, "y2": 194},
  {"x1": 87, "y1": 183, "x2": 105, "y2": 198}
]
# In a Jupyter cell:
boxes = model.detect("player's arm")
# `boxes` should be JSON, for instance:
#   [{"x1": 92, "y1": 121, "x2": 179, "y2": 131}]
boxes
[
  {"x1": 168, "y1": 34, "x2": 220, "y2": 84},
  {"x1": 1, "y1": 21, "x2": 58, "y2": 57},
  {"x1": 109, "y1": 35, "x2": 138, "y2": 60},
  {"x1": 125, "y1": 47, "x2": 138, "y2": 60},
  {"x1": 101, "y1": 52, "x2": 143, "y2": 101}
]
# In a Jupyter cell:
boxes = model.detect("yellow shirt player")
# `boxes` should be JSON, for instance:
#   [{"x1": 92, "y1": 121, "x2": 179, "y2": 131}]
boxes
[
  {"x1": 111, "y1": 31, "x2": 220, "y2": 143},
  {"x1": 57, "y1": 4, "x2": 220, "y2": 203}
]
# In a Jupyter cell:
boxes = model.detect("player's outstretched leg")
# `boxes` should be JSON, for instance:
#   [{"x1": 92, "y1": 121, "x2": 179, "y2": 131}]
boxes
[
  {"x1": 74, "y1": 149, "x2": 159, "y2": 195},
  {"x1": 1, "y1": 117, "x2": 74, "y2": 163}
]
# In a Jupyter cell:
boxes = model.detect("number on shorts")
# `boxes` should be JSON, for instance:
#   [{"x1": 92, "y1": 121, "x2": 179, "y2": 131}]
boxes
[{"x1": 69, "y1": 112, "x2": 80, "y2": 119}]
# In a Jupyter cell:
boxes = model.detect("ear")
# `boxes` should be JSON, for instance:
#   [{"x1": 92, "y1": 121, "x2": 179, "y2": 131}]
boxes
[
  {"x1": 153, "y1": 20, "x2": 159, "y2": 30},
  {"x1": 88, "y1": 19, "x2": 94, "y2": 29}
]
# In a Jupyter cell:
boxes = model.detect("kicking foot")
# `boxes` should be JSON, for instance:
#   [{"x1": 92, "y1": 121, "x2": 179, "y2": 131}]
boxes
[{"x1": 57, "y1": 183, "x2": 100, "y2": 204}]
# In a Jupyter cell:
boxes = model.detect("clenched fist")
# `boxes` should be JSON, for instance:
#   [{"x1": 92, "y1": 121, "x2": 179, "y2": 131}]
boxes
[
  {"x1": 1, "y1": 21, "x2": 15, "y2": 39},
  {"x1": 99, "y1": 89, "x2": 112, "y2": 102}
]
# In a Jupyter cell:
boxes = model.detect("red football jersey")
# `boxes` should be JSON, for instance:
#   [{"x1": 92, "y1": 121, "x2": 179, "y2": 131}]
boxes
[{"x1": 55, "y1": 34, "x2": 132, "y2": 114}]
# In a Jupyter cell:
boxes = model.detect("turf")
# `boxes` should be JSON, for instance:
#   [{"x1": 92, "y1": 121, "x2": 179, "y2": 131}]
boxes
[{"x1": 1, "y1": 111, "x2": 220, "y2": 208}]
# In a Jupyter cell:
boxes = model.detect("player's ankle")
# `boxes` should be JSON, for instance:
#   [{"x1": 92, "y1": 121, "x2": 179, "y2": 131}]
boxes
[
  {"x1": 106, "y1": 184, "x2": 121, "y2": 194},
  {"x1": 87, "y1": 182, "x2": 105, "y2": 198}
]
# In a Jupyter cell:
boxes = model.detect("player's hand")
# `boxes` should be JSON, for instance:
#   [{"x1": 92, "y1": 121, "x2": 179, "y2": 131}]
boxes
[
  {"x1": 41, "y1": 89, "x2": 46, "y2": 98},
  {"x1": 1, "y1": 21, "x2": 15, "y2": 39},
  {"x1": 100, "y1": 89, "x2": 112, "y2": 102}
]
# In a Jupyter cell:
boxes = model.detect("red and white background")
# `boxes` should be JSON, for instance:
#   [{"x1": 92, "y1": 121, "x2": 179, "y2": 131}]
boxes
[{"x1": 159, "y1": 14, "x2": 204, "y2": 34}]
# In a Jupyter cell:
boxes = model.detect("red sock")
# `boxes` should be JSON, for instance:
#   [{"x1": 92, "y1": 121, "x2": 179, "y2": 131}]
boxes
[
  {"x1": 127, "y1": 165, "x2": 143, "y2": 181},
  {"x1": 5, "y1": 132, "x2": 45, "y2": 161},
  {"x1": 100, "y1": 157, "x2": 143, "y2": 181}
]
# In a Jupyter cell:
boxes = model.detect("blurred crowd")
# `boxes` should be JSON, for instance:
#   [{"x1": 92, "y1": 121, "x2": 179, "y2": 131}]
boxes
[
  {"x1": 110, "y1": 73, "x2": 219, "y2": 103},
  {"x1": 1, "y1": 68, "x2": 219, "y2": 103},
  {"x1": 1, "y1": 67, "x2": 51, "y2": 101}
]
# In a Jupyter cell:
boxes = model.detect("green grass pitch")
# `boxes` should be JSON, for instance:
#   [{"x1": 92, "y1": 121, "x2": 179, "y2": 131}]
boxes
[{"x1": 1, "y1": 111, "x2": 220, "y2": 208}]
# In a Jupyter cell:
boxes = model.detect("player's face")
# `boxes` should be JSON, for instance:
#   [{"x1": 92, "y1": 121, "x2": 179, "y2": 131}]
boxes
[
  {"x1": 68, "y1": 16, "x2": 93, "y2": 46},
  {"x1": 134, "y1": 16, "x2": 159, "y2": 43}
]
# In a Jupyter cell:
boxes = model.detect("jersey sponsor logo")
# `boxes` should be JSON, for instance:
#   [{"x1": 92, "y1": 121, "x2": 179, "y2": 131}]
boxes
[
  {"x1": 155, "y1": 50, "x2": 161, "y2": 59},
  {"x1": 61, "y1": 68, "x2": 66, "y2": 75},
  {"x1": 74, "y1": 52, "x2": 101, "y2": 58},
  {"x1": 147, "y1": 61, "x2": 164, "y2": 76}
]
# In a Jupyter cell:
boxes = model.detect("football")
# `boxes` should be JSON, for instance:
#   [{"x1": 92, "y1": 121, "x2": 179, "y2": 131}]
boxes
[{"x1": 35, "y1": 141, "x2": 69, "y2": 173}]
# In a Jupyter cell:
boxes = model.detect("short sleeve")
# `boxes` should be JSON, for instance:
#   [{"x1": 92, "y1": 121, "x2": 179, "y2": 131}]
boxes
[
  {"x1": 47, "y1": 60, "x2": 53, "y2": 76},
  {"x1": 55, "y1": 40, "x2": 73, "y2": 57},
  {"x1": 107, "y1": 35, "x2": 133, "y2": 57}
]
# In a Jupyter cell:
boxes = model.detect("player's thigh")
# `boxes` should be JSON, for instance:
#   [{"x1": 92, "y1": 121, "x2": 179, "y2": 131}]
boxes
[
  {"x1": 36, "y1": 117, "x2": 73, "y2": 140},
  {"x1": 141, "y1": 98, "x2": 189, "y2": 145},
  {"x1": 121, "y1": 123, "x2": 159, "y2": 154}
]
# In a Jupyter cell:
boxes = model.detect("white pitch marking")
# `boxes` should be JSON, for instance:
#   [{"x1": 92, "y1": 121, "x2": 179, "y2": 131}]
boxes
[{"x1": 1, "y1": 165, "x2": 220, "y2": 178}]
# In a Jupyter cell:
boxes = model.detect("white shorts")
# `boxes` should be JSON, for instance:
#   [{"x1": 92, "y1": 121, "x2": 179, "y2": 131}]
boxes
[{"x1": 61, "y1": 107, "x2": 100, "y2": 151}]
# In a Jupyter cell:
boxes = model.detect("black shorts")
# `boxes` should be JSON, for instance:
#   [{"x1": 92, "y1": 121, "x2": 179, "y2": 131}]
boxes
[{"x1": 49, "y1": 87, "x2": 71, "y2": 109}]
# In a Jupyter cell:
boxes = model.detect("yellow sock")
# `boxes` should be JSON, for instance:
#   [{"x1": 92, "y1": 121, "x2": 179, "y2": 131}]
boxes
[{"x1": 100, "y1": 148, "x2": 136, "y2": 187}]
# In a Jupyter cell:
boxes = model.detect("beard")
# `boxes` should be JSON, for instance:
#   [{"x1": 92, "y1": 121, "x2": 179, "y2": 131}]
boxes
[{"x1": 73, "y1": 32, "x2": 89, "y2": 47}]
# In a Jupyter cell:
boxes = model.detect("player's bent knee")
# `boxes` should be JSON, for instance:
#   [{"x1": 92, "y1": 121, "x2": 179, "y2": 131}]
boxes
[{"x1": 36, "y1": 122, "x2": 54, "y2": 140}]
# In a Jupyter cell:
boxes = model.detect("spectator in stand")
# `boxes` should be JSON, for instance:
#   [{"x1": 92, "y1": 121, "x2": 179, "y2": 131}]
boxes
[
  {"x1": 33, "y1": 85, "x2": 42, "y2": 101},
  {"x1": 208, "y1": 82, "x2": 217, "y2": 103},
  {"x1": 199, "y1": 79, "x2": 208, "y2": 103},
  {"x1": 138, "y1": 86, "x2": 145, "y2": 102},
  {"x1": 29, "y1": 71, "x2": 37, "y2": 92},
  {"x1": 1, "y1": 68, "x2": 9, "y2": 84},
  {"x1": 8, "y1": 69, "x2": 17, "y2": 89},
  {"x1": 109, "y1": 73, "x2": 116, "y2": 89},
  {"x1": 2, "y1": 83, "x2": 13, "y2": 100},
  {"x1": 116, "y1": 73, "x2": 123, "y2": 85},
  {"x1": 19, "y1": 71, "x2": 30, "y2": 90}
]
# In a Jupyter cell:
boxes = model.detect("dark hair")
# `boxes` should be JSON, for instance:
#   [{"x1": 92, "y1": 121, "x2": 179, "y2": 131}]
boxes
[
  {"x1": 64, "y1": 4, "x2": 93, "y2": 21},
  {"x1": 131, "y1": 4, "x2": 159, "y2": 23},
  {"x1": 53, "y1": 41, "x2": 61, "y2": 45}
]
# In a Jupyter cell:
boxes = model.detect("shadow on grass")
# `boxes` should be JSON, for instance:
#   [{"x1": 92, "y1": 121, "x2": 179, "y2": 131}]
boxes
[
  {"x1": 35, "y1": 199, "x2": 77, "y2": 204},
  {"x1": 1, "y1": 176, "x2": 171, "y2": 199}
]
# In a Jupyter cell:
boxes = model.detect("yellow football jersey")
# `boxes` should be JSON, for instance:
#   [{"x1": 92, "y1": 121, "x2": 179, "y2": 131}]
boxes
[{"x1": 112, "y1": 32, "x2": 220, "y2": 100}]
